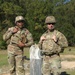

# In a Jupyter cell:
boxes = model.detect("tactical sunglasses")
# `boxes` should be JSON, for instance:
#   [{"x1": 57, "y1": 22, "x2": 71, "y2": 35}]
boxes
[
  {"x1": 46, "y1": 23, "x2": 55, "y2": 25},
  {"x1": 17, "y1": 20, "x2": 24, "y2": 23}
]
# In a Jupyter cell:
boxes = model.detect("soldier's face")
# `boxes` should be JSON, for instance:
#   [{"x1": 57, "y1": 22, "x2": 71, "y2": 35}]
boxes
[
  {"x1": 47, "y1": 23, "x2": 55, "y2": 30},
  {"x1": 16, "y1": 20, "x2": 24, "y2": 28}
]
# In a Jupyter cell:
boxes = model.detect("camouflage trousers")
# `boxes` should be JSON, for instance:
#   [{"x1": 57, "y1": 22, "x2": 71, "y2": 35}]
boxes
[
  {"x1": 7, "y1": 45, "x2": 25, "y2": 75},
  {"x1": 42, "y1": 54, "x2": 61, "y2": 75}
]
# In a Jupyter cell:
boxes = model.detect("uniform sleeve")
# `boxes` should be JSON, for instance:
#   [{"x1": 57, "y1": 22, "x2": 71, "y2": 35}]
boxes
[
  {"x1": 57, "y1": 32, "x2": 68, "y2": 48},
  {"x1": 3, "y1": 27, "x2": 13, "y2": 41},
  {"x1": 26, "y1": 32, "x2": 34, "y2": 46},
  {"x1": 38, "y1": 37, "x2": 43, "y2": 49},
  {"x1": 38, "y1": 33, "x2": 46, "y2": 49}
]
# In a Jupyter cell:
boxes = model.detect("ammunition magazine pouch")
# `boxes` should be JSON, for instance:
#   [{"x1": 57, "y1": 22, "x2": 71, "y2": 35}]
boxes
[{"x1": 42, "y1": 39, "x2": 62, "y2": 54}]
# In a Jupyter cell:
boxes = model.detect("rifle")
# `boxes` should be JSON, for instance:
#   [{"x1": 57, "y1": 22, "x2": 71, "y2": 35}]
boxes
[{"x1": 23, "y1": 56, "x2": 30, "y2": 60}]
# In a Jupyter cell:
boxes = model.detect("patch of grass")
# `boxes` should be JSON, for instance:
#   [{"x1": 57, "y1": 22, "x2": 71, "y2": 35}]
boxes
[
  {"x1": 61, "y1": 47, "x2": 75, "y2": 55},
  {"x1": 60, "y1": 70, "x2": 75, "y2": 75},
  {"x1": 24, "y1": 47, "x2": 30, "y2": 58},
  {"x1": 0, "y1": 47, "x2": 75, "y2": 67},
  {"x1": 0, "y1": 47, "x2": 75, "y2": 75},
  {"x1": 0, "y1": 47, "x2": 30, "y2": 67},
  {"x1": 0, "y1": 50, "x2": 8, "y2": 67}
]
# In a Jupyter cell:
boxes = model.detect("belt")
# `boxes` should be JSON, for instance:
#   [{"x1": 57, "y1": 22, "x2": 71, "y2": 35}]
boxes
[{"x1": 42, "y1": 53, "x2": 59, "y2": 56}]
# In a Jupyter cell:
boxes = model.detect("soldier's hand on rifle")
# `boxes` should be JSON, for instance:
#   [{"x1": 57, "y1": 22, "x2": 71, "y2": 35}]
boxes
[{"x1": 18, "y1": 41, "x2": 25, "y2": 47}]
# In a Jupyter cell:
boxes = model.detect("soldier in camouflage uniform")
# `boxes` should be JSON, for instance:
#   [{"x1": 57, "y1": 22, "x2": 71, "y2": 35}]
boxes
[
  {"x1": 3, "y1": 16, "x2": 34, "y2": 75},
  {"x1": 39, "y1": 16, "x2": 68, "y2": 75}
]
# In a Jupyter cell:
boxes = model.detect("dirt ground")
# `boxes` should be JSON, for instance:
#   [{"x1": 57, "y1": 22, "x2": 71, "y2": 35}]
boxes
[
  {"x1": 61, "y1": 55, "x2": 75, "y2": 70},
  {"x1": 0, "y1": 54, "x2": 75, "y2": 75}
]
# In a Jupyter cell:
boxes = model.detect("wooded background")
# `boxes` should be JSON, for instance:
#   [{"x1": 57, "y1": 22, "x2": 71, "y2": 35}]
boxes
[{"x1": 0, "y1": 0, "x2": 75, "y2": 49}]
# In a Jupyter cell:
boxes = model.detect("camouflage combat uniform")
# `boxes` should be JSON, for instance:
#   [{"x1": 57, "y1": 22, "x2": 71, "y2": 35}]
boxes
[
  {"x1": 39, "y1": 16, "x2": 68, "y2": 75},
  {"x1": 3, "y1": 16, "x2": 33, "y2": 75}
]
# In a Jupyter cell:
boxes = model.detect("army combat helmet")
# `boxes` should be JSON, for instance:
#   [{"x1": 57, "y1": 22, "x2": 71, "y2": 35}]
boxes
[
  {"x1": 45, "y1": 16, "x2": 56, "y2": 24},
  {"x1": 15, "y1": 16, "x2": 25, "y2": 23}
]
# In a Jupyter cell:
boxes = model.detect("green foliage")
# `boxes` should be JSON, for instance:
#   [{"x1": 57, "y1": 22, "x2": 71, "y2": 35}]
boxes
[
  {"x1": 0, "y1": 0, "x2": 75, "y2": 49},
  {"x1": 53, "y1": 0, "x2": 75, "y2": 46},
  {"x1": 0, "y1": 40, "x2": 7, "y2": 49}
]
